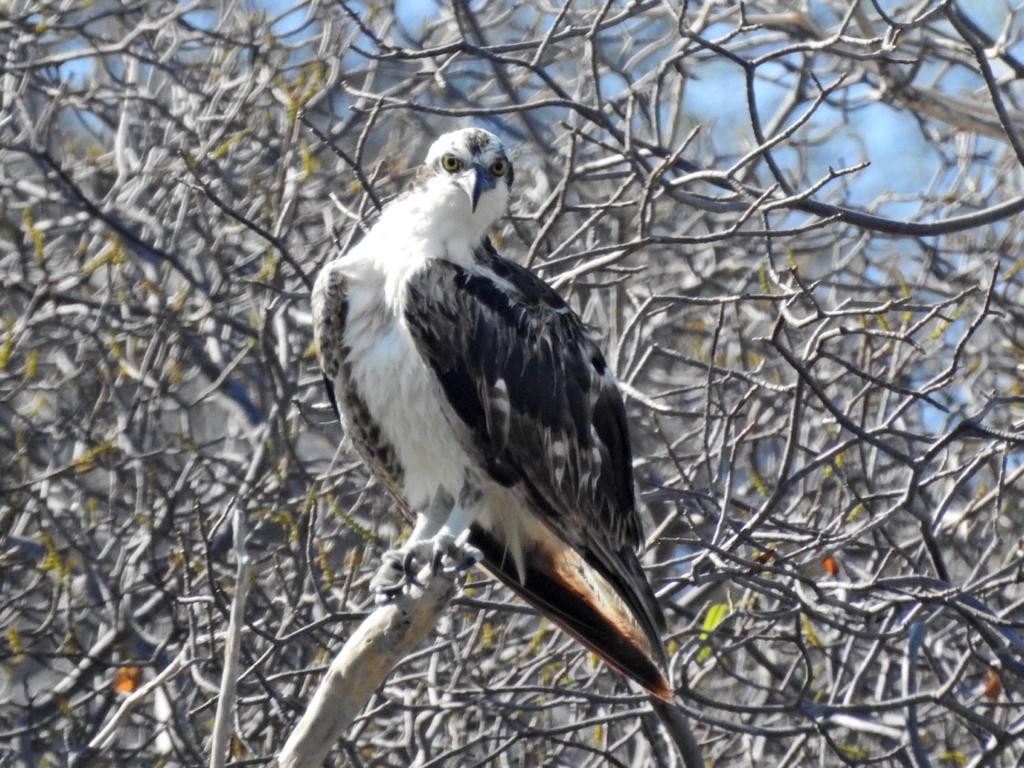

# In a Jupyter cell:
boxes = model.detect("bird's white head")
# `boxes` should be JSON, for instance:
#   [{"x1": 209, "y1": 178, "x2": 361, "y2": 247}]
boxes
[{"x1": 419, "y1": 128, "x2": 512, "y2": 242}]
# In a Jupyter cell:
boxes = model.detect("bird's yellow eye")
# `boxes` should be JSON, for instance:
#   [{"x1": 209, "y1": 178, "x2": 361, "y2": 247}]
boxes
[
  {"x1": 490, "y1": 159, "x2": 508, "y2": 177},
  {"x1": 441, "y1": 154, "x2": 461, "y2": 172}
]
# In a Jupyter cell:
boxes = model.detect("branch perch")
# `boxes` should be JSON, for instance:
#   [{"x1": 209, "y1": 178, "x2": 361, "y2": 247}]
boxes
[{"x1": 274, "y1": 565, "x2": 457, "y2": 768}]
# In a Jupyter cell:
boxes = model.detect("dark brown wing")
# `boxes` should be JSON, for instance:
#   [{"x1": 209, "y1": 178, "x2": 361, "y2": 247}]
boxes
[{"x1": 404, "y1": 241, "x2": 665, "y2": 657}]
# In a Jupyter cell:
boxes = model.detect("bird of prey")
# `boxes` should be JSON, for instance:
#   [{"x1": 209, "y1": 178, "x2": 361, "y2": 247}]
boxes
[{"x1": 311, "y1": 127, "x2": 670, "y2": 700}]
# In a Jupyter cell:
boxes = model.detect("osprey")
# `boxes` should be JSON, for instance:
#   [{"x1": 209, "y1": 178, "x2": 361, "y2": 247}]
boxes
[{"x1": 312, "y1": 128, "x2": 670, "y2": 700}]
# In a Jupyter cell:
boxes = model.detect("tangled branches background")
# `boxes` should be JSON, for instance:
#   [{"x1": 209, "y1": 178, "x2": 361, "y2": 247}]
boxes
[{"x1": 3, "y1": 1, "x2": 1024, "y2": 765}]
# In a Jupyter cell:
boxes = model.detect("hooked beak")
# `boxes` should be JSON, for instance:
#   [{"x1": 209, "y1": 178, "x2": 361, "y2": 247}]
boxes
[{"x1": 460, "y1": 164, "x2": 496, "y2": 213}]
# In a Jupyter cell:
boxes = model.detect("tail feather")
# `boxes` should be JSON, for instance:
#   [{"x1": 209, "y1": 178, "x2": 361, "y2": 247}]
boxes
[{"x1": 470, "y1": 523, "x2": 672, "y2": 701}]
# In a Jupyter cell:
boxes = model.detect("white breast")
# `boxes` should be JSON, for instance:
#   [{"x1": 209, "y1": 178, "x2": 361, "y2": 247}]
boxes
[{"x1": 335, "y1": 223, "x2": 473, "y2": 512}]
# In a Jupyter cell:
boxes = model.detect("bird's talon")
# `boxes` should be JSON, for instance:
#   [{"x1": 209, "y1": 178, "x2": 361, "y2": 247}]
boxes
[
  {"x1": 430, "y1": 533, "x2": 455, "y2": 574},
  {"x1": 372, "y1": 533, "x2": 480, "y2": 599},
  {"x1": 402, "y1": 548, "x2": 424, "y2": 587},
  {"x1": 429, "y1": 533, "x2": 480, "y2": 574},
  {"x1": 457, "y1": 543, "x2": 482, "y2": 571}
]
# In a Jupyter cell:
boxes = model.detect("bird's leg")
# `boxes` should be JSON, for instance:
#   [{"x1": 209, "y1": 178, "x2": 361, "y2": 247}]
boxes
[
  {"x1": 370, "y1": 495, "x2": 448, "y2": 599},
  {"x1": 429, "y1": 485, "x2": 484, "y2": 573},
  {"x1": 370, "y1": 486, "x2": 484, "y2": 600}
]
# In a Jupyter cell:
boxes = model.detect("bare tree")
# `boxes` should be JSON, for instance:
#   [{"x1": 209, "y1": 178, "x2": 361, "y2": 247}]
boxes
[{"x1": 2, "y1": 1, "x2": 1024, "y2": 766}]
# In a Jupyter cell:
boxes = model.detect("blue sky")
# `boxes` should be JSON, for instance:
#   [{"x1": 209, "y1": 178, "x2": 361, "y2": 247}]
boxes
[{"x1": 45, "y1": 0, "x2": 1020, "y2": 225}]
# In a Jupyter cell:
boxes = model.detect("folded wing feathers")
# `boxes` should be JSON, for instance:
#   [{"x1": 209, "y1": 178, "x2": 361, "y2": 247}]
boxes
[{"x1": 405, "y1": 244, "x2": 669, "y2": 696}]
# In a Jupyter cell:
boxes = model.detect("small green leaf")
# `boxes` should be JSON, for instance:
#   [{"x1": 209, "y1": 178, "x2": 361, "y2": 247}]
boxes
[
  {"x1": 801, "y1": 613, "x2": 821, "y2": 647},
  {"x1": 697, "y1": 603, "x2": 729, "y2": 662}
]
